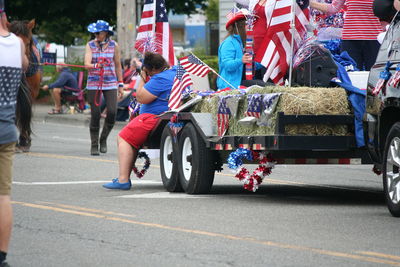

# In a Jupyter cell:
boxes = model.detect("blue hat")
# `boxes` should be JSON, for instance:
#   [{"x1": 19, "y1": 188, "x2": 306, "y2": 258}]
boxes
[{"x1": 87, "y1": 20, "x2": 114, "y2": 35}]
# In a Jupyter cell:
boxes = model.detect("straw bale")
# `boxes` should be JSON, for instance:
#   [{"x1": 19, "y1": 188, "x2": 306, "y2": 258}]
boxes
[{"x1": 190, "y1": 85, "x2": 351, "y2": 136}]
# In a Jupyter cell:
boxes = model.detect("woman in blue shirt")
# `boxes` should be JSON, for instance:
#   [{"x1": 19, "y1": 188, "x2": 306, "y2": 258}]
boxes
[
  {"x1": 217, "y1": 11, "x2": 252, "y2": 90},
  {"x1": 103, "y1": 52, "x2": 176, "y2": 190}
]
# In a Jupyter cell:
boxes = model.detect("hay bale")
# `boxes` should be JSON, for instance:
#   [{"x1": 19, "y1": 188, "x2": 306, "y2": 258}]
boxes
[{"x1": 190, "y1": 86, "x2": 351, "y2": 136}]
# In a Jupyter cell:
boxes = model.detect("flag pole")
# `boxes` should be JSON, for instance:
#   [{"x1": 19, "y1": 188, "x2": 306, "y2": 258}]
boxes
[
  {"x1": 189, "y1": 52, "x2": 239, "y2": 90},
  {"x1": 288, "y1": 0, "x2": 296, "y2": 88}
]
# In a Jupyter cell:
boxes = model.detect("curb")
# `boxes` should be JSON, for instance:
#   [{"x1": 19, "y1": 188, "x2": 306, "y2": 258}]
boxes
[{"x1": 33, "y1": 105, "x2": 127, "y2": 130}]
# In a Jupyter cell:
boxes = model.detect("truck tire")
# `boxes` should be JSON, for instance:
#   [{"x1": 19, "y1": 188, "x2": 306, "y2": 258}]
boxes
[
  {"x1": 178, "y1": 123, "x2": 215, "y2": 194},
  {"x1": 160, "y1": 125, "x2": 182, "y2": 192},
  {"x1": 383, "y1": 122, "x2": 400, "y2": 217}
]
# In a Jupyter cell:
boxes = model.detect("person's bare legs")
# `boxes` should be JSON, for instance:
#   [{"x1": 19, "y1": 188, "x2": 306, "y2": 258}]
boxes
[
  {"x1": 0, "y1": 195, "x2": 12, "y2": 254},
  {"x1": 117, "y1": 136, "x2": 138, "y2": 183},
  {"x1": 51, "y1": 88, "x2": 62, "y2": 111}
]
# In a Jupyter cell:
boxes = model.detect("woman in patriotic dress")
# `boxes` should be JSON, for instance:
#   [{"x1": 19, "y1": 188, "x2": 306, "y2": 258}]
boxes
[{"x1": 84, "y1": 20, "x2": 124, "y2": 156}]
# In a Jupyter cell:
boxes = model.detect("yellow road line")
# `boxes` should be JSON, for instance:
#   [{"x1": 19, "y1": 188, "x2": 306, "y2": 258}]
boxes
[
  {"x1": 37, "y1": 201, "x2": 137, "y2": 218},
  {"x1": 11, "y1": 200, "x2": 400, "y2": 266},
  {"x1": 356, "y1": 251, "x2": 400, "y2": 261},
  {"x1": 26, "y1": 152, "x2": 117, "y2": 163}
]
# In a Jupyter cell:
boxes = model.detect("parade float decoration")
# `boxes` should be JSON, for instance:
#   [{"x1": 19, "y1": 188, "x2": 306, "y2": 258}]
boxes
[
  {"x1": 228, "y1": 148, "x2": 275, "y2": 192},
  {"x1": 132, "y1": 151, "x2": 151, "y2": 178}
]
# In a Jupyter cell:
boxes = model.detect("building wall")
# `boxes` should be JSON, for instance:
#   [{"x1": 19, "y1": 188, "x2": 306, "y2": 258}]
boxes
[{"x1": 219, "y1": 0, "x2": 233, "y2": 44}]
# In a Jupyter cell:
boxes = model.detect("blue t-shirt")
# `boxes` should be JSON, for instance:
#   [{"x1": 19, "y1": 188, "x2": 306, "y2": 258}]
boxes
[{"x1": 140, "y1": 66, "x2": 176, "y2": 115}]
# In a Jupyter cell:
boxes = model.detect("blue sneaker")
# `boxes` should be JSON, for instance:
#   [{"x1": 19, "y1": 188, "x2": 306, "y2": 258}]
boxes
[{"x1": 103, "y1": 178, "x2": 132, "y2": 190}]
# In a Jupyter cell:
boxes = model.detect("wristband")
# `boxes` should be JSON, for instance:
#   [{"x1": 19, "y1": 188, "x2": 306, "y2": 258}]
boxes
[{"x1": 118, "y1": 83, "x2": 124, "y2": 88}]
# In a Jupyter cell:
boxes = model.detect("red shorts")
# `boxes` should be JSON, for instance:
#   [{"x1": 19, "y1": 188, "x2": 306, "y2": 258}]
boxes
[{"x1": 118, "y1": 113, "x2": 159, "y2": 149}]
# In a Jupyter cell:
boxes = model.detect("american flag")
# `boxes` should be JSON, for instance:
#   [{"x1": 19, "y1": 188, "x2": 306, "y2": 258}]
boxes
[
  {"x1": 246, "y1": 94, "x2": 263, "y2": 118},
  {"x1": 134, "y1": 0, "x2": 176, "y2": 65},
  {"x1": 168, "y1": 63, "x2": 193, "y2": 110},
  {"x1": 388, "y1": 63, "x2": 400, "y2": 88},
  {"x1": 217, "y1": 96, "x2": 231, "y2": 137},
  {"x1": 179, "y1": 54, "x2": 210, "y2": 77},
  {"x1": 255, "y1": 0, "x2": 309, "y2": 85},
  {"x1": 226, "y1": 7, "x2": 240, "y2": 20}
]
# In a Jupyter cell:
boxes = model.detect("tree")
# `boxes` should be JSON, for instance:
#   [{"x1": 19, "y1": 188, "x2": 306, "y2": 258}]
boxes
[
  {"x1": 204, "y1": 0, "x2": 219, "y2": 22},
  {"x1": 5, "y1": 0, "x2": 207, "y2": 45}
]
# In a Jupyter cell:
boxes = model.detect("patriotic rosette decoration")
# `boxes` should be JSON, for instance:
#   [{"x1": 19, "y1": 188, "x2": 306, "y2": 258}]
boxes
[
  {"x1": 132, "y1": 151, "x2": 151, "y2": 178},
  {"x1": 168, "y1": 114, "x2": 184, "y2": 142},
  {"x1": 228, "y1": 148, "x2": 275, "y2": 192},
  {"x1": 372, "y1": 61, "x2": 392, "y2": 96},
  {"x1": 388, "y1": 63, "x2": 400, "y2": 88}
]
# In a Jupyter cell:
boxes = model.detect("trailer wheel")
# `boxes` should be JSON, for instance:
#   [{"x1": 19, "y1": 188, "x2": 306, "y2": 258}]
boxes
[
  {"x1": 383, "y1": 122, "x2": 400, "y2": 217},
  {"x1": 178, "y1": 123, "x2": 215, "y2": 194},
  {"x1": 160, "y1": 125, "x2": 182, "y2": 192}
]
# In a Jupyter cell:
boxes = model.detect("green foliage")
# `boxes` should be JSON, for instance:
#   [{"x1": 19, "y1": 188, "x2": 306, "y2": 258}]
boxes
[
  {"x1": 166, "y1": 0, "x2": 207, "y2": 15},
  {"x1": 205, "y1": 0, "x2": 219, "y2": 22},
  {"x1": 198, "y1": 55, "x2": 218, "y2": 90},
  {"x1": 192, "y1": 46, "x2": 207, "y2": 57},
  {"x1": 5, "y1": 0, "x2": 207, "y2": 45},
  {"x1": 199, "y1": 55, "x2": 218, "y2": 73}
]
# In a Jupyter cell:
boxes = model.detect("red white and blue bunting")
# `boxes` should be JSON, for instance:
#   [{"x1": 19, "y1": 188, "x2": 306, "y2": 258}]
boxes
[{"x1": 228, "y1": 148, "x2": 275, "y2": 192}]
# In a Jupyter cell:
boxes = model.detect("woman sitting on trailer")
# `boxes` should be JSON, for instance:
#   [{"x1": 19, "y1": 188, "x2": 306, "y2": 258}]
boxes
[{"x1": 102, "y1": 52, "x2": 176, "y2": 190}]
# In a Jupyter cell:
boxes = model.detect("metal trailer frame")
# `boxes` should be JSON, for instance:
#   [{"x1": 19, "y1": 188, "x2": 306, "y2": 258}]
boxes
[{"x1": 145, "y1": 111, "x2": 371, "y2": 165}]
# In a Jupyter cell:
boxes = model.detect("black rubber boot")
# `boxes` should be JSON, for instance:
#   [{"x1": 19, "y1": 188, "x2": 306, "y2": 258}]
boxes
[
  {"x1": 90, "y1": 127, "x2": 100, "y2": 156},
  {"x1": 99, "y1": 123, "x2": 114, "y2": 153}
]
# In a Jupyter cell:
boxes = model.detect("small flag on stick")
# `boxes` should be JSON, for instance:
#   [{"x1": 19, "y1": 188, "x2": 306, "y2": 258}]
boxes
[{"x1": 179, "y1": 54, "x2": 211, "y2": 77}]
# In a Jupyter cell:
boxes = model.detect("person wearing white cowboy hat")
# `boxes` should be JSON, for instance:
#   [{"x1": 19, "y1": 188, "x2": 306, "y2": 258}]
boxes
[{"x1": 84, "y1": 19, "x2": 123, "y2": 156}]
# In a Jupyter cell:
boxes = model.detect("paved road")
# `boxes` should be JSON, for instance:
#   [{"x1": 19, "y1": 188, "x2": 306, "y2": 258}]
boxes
[{"x1": 8, "y1": 117, "x2": 400, "y2": 266}]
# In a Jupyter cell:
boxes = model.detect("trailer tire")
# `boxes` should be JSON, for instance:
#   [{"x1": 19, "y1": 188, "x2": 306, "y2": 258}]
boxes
[
  {"x1": 160, "y1": 125, "x2": 182, "y2": 192},
  {"x1": 178, "y1": 123, "x2": 215, "y2": 194},
  {"x1": 383, "y1": 122, "x2": 400, "y2": 217}
]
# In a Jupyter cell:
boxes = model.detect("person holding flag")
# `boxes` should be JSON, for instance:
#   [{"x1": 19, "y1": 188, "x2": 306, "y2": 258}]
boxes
[
  {"x1": 217, "y1": 10, "x2": 253, "y2": 90},
  {"x1": 103, "y1": 52, "x2": 176, "y2": 190}
]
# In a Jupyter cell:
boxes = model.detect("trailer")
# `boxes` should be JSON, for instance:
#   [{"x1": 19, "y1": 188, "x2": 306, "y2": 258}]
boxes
[{"x1": 143, "y1": 110, "x2": 371, "y2": 194}]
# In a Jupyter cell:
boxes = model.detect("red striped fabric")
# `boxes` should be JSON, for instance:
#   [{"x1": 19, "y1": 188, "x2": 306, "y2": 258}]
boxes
[
  {"x1": 255, "y1": 0, "x2": 309, "y2": 85},
  {"x1": 327, "y1": 0, "x2": 381, "y2": 40},
  {"x1": 134, "y1": 0, "x2": 176, "y2": 65},
  {"x1": 179, "y1": 54, "x2": 210, "y2": 77},
  {"x1": 168, "y1": 63, "x2": 193, "y2": 110}
]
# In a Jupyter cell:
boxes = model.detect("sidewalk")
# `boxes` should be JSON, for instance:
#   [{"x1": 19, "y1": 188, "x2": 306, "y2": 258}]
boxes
[{"x1": 32, "y1": 104, "x2": 128, "y2": 130}]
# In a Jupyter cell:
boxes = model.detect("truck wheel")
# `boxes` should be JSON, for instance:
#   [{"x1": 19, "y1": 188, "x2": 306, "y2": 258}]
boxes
[
  {"x1": 178, "y1": 123, "x2": 215, "y2": 194},
  {"x1": 383, "y1": 122, "x2": 400, "y2": 217},
  {"x1": 160, "y1": 125, "x2": 182, "y2": 192}
]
